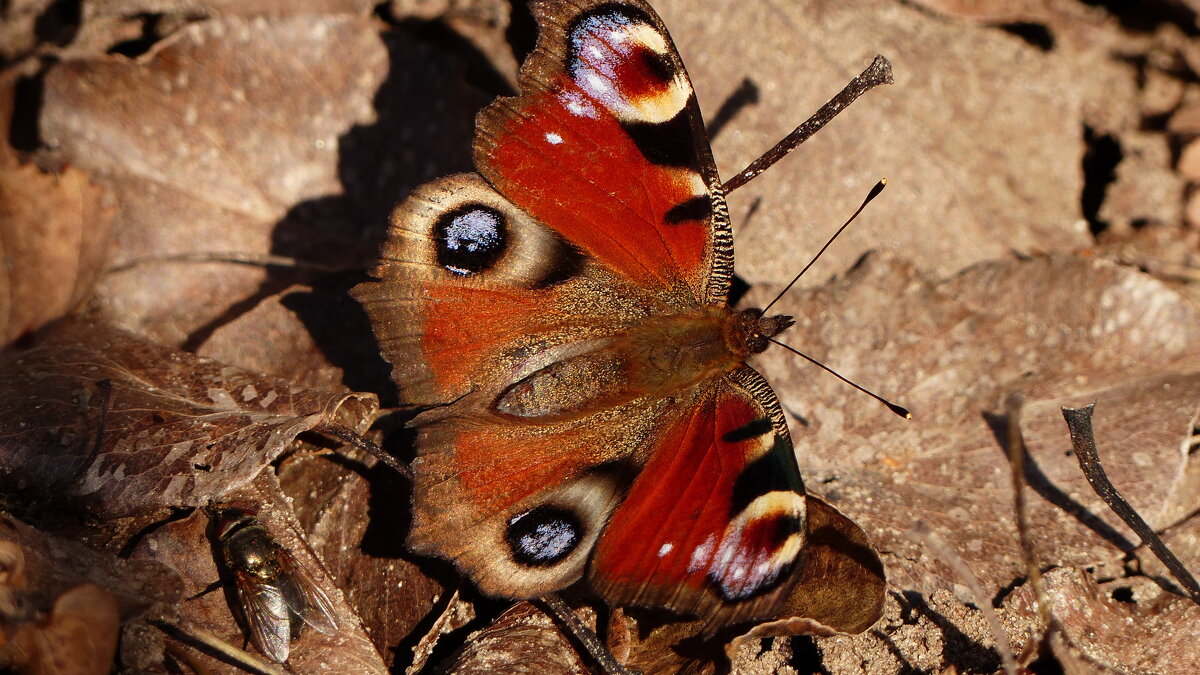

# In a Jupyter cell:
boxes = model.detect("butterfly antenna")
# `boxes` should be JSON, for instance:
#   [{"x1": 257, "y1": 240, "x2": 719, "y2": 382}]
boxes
[
  {"x1": 769, "y1": 337, "x2": 910, "y2": 419},
  {"x1": 722, "y1": 55, "x2": 893, "y2": 193},
  {"x1": 760, "y1": 178, "x2": 886, "y2": 316}
]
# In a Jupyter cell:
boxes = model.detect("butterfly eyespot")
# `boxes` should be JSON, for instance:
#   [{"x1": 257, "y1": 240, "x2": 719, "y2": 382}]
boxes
[
  {"x1": 567, "y1": 7, "x2": 690, "y2": 126},
  {"x1": 707, "y1": 491, "x2": 806, "y2": 601},
  {"x1": 506, "y1": 505, "x2": 583, "y2": 567},
  {"x1": 433, "y1": 205, "x2": 509, "y2": 276}
]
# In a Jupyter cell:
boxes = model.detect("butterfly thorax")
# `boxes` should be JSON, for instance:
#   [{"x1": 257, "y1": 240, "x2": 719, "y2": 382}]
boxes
[{"x1": 493, "y1": 307, "x2": 793, "y2": 422}]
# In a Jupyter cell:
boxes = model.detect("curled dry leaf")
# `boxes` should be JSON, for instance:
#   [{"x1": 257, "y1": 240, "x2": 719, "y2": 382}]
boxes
[
  {"x1": 0, "y1": 83, "x2": 112, "y2": 348},
  {"x1": 1004, "y1": 567, "x2": 1200, "y2": 672},
  {"x1": 0, "y1": 320, "x2": 378, "y2": 520},
  {"x1": 727, "y1": 495, "x2": 885, "y2": 642},
  {"x1": 445, "y1": 601, "x2": 590, "y2": 675},
  {"x1": 0, "y1": 583, "x2": 120, "y2": 675}
]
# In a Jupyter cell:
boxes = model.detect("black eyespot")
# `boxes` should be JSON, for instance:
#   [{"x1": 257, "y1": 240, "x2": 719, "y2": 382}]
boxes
[
  {"x1": 506, "y1": 505, "x2": 583, "y2": 567},
  {"x1": 433, "y1": 205, "x2": 508, "y2": 276},
  {"x1": 640, "y1": 48, "x2": 675, "y2": 84}
]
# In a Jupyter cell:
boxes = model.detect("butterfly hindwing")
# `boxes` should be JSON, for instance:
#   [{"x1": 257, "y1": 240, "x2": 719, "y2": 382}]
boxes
[
  {"x1": 589, "y1": 366, "x2": 808, "y2": 628},
  {"x1": 353, "y1": 173, "x2": 658, "y2": 406},
  {"x1": 405, "y1": 396, "x2": 686, "y2": 598}
]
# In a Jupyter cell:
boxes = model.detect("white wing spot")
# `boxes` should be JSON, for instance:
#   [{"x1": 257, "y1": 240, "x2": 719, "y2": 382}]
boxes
[
  {"x1": 545, "y1": 132, "x2": 564, "y2": 145},
  {"x1": 584, "y1": 71, "x2": 613, "y2": 97},
  {"x1": 687, "y1": 534, "x2": 716, "y2": 573},
  {"x1": 657, "y1": 542, "x2": 674, "y2": 558},
  {"x1": 444, "y1": 210, "x2": 501, "y2": 253}
]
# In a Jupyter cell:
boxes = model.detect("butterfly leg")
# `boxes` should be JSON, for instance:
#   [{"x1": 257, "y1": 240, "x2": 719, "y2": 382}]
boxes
[
  {"x1": 314, "y1": 423, "x2": 412, "y2": 480},
  {"x1": 536, "y1": 593, "x2": 641, "y2": 675}
]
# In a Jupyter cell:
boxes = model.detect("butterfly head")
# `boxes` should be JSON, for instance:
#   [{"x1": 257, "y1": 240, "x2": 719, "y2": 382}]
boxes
[{"x1": 732, "y1": 308, "x2": 793, "y2": 356}]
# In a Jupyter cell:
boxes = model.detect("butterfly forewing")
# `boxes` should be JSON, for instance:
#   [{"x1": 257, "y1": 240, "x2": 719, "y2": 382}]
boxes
[{"x1": 476, "y1": 0, "x2": 733, "y2": 305}]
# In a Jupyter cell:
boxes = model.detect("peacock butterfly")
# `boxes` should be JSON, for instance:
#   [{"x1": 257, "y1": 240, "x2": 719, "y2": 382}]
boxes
[{"x1": 354, "y1": 0, "x2": 889, "y2": 636}]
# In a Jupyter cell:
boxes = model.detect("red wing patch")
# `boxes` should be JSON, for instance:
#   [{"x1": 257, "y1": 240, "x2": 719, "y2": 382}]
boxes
[
  {"x1": 420, "y1": 284, "x2": 556, "y2": 399},
  {"x1": 588, "y1": 367, "x2": 807, "y2": 629}
]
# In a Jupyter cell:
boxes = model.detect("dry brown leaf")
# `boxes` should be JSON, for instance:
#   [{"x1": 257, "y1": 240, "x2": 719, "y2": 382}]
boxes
[
  {"x1": 198, "y1": 279, "x2": 400, "y2": 402},
  {"x1": 405, "y1": 590, "x2": 475, "y2": 675},
  {"x1": 0, "y1": 157, "x2": 111, "y2": 347},
  {"x1": 445, "y1": 601, "x2": 590, "y2": 675},
  {"x1": 0, "y1": 320, "x2": 377, "y2": 520},
  {"x1": 0, "y1": 514, "x2": 178, "y2": 618},
  {"x1": 1, "y1": 583, "x2": 120, "y2": 675},
  {"x1": 40, "y1": 16, "x2": 389, "y2": 347},
  {"x1": 1004, "y1": 567, "x2": 1200, "y2": 673},
  {"x1": 275, "y1": 441, "x2": 448, "y2": 666}
]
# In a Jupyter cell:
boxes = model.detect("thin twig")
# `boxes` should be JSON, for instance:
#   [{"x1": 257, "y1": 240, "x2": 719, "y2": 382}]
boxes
[
  {"x1": 537, "y1": 594, "x2": 638, "y2": 675},
  {"x1": 721, "y1": 55, "x2": 893, "y2": 193},
  {"x1": 1004, "y1": 393, "x2": 1050, "y2": 628},
  {"x1": 151, "y1": 617, "x2": 288, "y2": 675},
  {"x1": 1061, "y1": 404, "x2": 1200, "y2": 606},
  {"x1": 107, "y1": 251, "x2": 342, "y2": 275},
  {"x1": 910, "y1": 520, "x2": 1017, "y2": 675}
]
